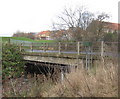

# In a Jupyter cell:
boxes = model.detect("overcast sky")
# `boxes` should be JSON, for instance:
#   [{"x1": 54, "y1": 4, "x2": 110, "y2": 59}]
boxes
[{"x1": 0, "y1": 0, "x2": 119, "y2": 37}]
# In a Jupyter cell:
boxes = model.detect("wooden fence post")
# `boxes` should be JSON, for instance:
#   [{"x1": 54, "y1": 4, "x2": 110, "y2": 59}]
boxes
[
  {"x1": 8, "y1": 38, "x2": 11, "y2": 44},
  {"x1": 43, "y1": 43, "x2": 46, "y2": 52},
  {"x1": 101, "y1": 41, "x2": 104, "y2": 57},
  {"x1": 31, "y1": 43, "x2": 33, "y2": 52},
  {"x1": 77, "y1": 42, "x2": 80, "y2": 55},
  {"x1": 86, "y1": 51, "x2": 88, "y2": 70},
  {"x1": 61, "y1": 68, "x2": 64, "y2": 83},
  {"x1": 59, "y1": 42, "x2": 61, "y2": 54},
  {"x1": 65, "y1": 43, "x2": 68, "y2": 50},
  {"x1": 20, "y1": 43, "x2": 22, "y2": 52}
]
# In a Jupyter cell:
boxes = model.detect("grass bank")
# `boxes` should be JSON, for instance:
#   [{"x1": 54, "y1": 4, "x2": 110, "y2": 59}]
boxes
[{"x1": 1, "y1": 37, "x2": 56, "y2": 43}]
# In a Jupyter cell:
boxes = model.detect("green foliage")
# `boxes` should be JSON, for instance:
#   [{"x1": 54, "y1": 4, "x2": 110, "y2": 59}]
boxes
[
  {"x1": 2, "y1": 43, "x2": 25, "y2": 79},
  {"x1": 103, "y1": 32, "x2": 118, "y2": 42}
]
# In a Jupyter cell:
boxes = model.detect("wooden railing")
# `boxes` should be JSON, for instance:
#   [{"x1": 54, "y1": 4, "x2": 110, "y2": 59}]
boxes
[{"x1": 9, "y1": 39, "x2": 118, "y2": 58}]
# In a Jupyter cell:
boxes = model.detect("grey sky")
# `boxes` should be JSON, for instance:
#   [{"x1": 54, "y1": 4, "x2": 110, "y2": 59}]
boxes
[{"x1": 0, "y1": 0, "x2": 119, "y2": 36}]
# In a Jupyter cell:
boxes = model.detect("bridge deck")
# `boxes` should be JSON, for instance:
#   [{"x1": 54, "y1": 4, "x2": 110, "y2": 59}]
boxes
[{"x1": 23, "y1": 51, "x2": 101, "y2": 59}]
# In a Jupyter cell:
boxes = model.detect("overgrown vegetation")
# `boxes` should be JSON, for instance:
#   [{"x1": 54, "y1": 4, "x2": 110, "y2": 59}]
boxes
[
  {"x1": 44, "y1": 60, "x2": 118, "y2": 97},
  {"x1": 3, "y1": 58, "x2": 118, "y2": 97},
  {"x1": 2, "y1": 43, "x2": 25, "y2": 79},
  {"x1": 103, "y1": 32, "x2": 118, "y2": 42}
]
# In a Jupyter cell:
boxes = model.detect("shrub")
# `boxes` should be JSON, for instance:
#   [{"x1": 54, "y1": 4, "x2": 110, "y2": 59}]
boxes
[
  {"x1": 2, "y1": 43, "x2": 25, "y2": 79},
  {"x1": 103, "y1": 32, "x2": 117, "y2": 42}
]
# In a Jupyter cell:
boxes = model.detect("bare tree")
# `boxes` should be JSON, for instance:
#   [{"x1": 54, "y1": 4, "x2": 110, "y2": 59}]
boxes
[
  {"x1": 86, "y1": 12, "x2": 110, "y2": 41},
  {"x1": 52, "y1": 6, "x2": 94, "y2": 41},
  {"x1": 52, "y1": 7, "x2": 110, "y2": 41},
  {"x1": 12, "y1": 31, "x2": 36, "y2": 39}
]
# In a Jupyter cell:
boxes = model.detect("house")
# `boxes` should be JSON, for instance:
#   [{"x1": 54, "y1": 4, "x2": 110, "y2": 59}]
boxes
[
  {"x1": 50, "y1": 29, "x2": 72, "y2": 40},
  {"x1": 104, "y1": 22, "x2": 120, "y2": 33},
  {"x1": 87, "y1": 20, "x2": 120, "y2": 33},
  {"x1": 35, "y1": 31, "x2": 52, "y2": 40},
  {"x1": 35, "y1": 21, "x2": 120, "y2": 41}
]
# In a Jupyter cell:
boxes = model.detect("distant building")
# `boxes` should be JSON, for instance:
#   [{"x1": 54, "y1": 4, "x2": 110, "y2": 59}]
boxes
[
  {"x1": 35, "y1": 31, "x2": 52, "y2": 40},
  {"x1": 104, "y1": 22, "x2": 120, "y2": 33},
  {"x1": 35, "y1": 22, "x2": 120, "y2": 40}
]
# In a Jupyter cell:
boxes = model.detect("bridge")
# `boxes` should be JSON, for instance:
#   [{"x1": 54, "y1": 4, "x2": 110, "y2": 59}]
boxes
[
  {"x1": 10, "y1": 39, "x2": 118, "y2": 80},
  {"x1": 9, "y1": 40, "x2": 118, "y2": 66},
  {"x1": 10, "y1": 39, "x2": 118, "y2": 65}
]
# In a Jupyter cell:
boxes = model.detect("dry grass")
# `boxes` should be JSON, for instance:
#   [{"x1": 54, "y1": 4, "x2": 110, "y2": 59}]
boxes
[
  {"x1": 3, "y1": 58, "x2": 118, "y2": 97},
  {"x1": 3, "y1": 75, "x2": 55, "y2": 97},
  {"x1": 42, "y1": 59, "x2": 118, "y2": 97}
]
